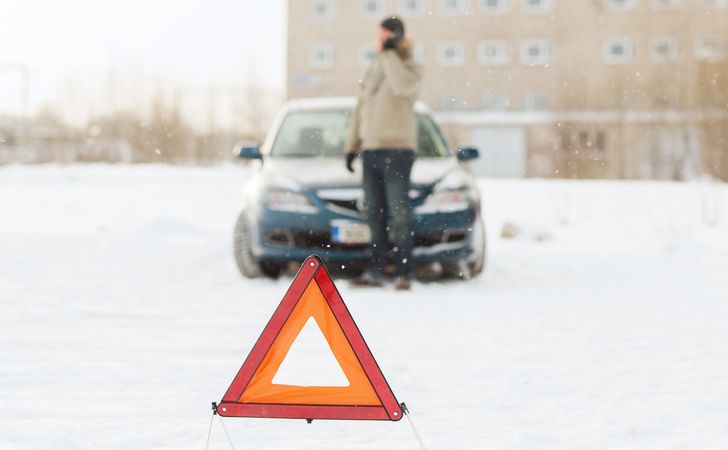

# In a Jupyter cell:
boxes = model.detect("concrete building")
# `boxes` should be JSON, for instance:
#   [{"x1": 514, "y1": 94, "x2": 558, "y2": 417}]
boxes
[{"x1": 287, "y1": 0, "x2": 728, "y2": 179}]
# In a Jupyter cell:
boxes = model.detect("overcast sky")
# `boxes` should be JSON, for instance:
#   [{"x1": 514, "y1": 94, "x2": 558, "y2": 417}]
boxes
[{"x1": 0, "y1": 0, "x2": 286, "y2": 123}]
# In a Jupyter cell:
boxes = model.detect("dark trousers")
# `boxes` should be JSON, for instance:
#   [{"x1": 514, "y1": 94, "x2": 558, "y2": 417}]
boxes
[{"x1": 361, "y1": 149, "x2": 416, "y2": 279}]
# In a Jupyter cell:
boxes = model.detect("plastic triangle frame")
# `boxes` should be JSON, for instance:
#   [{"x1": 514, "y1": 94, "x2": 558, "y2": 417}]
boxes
[{"x1": 217, "y1": 255, "x2": 403, "y2": 421}]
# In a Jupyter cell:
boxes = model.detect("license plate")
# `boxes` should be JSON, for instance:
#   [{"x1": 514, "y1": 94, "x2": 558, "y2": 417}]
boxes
[{"x1": 331, "y1": 220, "x2": 371, "y2": 244}]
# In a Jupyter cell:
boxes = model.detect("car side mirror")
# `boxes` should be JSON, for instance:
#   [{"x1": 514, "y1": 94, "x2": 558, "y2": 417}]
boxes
[
  {"x1": 234, "y1": 142, "x2": 262, "y2": 160},
  {"x1": 457, "y1": 147, "x2": 479, "y2": 161}
]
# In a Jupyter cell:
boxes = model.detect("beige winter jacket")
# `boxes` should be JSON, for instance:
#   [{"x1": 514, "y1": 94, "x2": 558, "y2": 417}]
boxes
[{"x1": 346, "y1": 42, "x2": 422, "y2": 154}]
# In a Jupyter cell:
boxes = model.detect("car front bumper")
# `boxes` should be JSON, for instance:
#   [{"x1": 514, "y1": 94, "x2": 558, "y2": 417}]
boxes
[{"x1": 252, "y1": 204, "x2": 477, "y2": 265}]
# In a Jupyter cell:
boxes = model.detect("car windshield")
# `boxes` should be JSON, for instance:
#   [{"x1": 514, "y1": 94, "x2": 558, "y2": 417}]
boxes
[{"x1": 269, "y1": 109, "x2": 450, "y2": 158}]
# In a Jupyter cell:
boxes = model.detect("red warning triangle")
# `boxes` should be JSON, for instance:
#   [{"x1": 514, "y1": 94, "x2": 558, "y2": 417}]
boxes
[{"x1": 217, "y1": 255, "x2": 403, "y2": 421}]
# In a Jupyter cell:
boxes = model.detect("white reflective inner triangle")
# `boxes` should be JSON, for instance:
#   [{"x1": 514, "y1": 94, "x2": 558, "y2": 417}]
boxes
[{"x1": 271, "y1": 316, "x2": 350, "y2": 387}]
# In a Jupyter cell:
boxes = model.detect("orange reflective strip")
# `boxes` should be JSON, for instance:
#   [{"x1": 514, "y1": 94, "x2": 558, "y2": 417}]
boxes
[{"x1": 240, "y1": 280, "x2": 381, "y2": 406}]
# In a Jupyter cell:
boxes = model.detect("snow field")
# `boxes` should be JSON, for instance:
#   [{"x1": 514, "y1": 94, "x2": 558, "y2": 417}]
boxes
[{"x1": 1, "y1": 164, "x2": 727, "y2": 449}]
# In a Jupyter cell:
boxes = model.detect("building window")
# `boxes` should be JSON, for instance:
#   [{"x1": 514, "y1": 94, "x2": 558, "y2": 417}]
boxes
[
  {"x1": 358, "y1": 44, "x2": 377, "y2": 68},
  {"x1": 413, "y1": 43, "x2": 426, "y2": 64},
  {"x1": 524, "y1": 93, "x2": 550, "y2": 110},
  {"x1": 523, "y1": 0, "x2": 552, "y2": 13},
  {"x1": 439, "y1": 0, "x2": 469, "y2": 15},
  {"x1": 520, "y1": 39, "x2": 551, "y2": 66},
  {"x1": 481, "y1": 92, "x2": 510, "y2": 110},
  {"x1": 605, "y1": 0, "x2": 636, "y2": 10},
  {"x1": 696, "y1": 37, "x2": 726, "y2": 61},
  {"x1": 309, "y1": 43, "x2": 336, "y2": 69},
  {"x1": 651, "y1": 37, "x2": 679, "y2": 63},
  {"x1": 400, "y1": 0, "x2": 426, "y2": 15},
  {"x1": 603, "y1": 37, "x2": 635, "y2": 64},
  {"x1": 651, "y1": 0, "x2": 679, "y2": 8},
  {"x1": 478, "y1": 41, "x2": 510, "y2": 66},
  {"x1": 562, "y1": 129, "x2": 607, "y2": 157},
  {"x1": 481, "y1": 0, "x2": 511, "y2": 14},
  {"x1": 437, "y1": 42, "x2": 466, "y2": 67},
  {"x1": 311, "y1": 0, "x2": 336, "y2": 20},
  {"x1": 361, "y1": 0, "x2": 387, "y2": 17}
]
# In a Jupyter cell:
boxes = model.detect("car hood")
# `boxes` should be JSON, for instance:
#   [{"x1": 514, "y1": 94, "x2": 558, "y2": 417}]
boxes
[{"x1": 263, "y1": 156, "x2": 460, "y2": 188}]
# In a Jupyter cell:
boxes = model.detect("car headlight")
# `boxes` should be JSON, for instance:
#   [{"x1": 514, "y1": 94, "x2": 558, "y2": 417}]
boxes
[
  {"x1": 264, "y1": 189, "x2": 317, "y2": 213},
  {"x1": 425, "y1": 171, "x2": 475, "y2": 205},
  {"x1": 424, "y1": 189, "x2": 469, "y2": 205},
  {"x1": 433, "y1": 171, "x2": 469, "y2": 191}
]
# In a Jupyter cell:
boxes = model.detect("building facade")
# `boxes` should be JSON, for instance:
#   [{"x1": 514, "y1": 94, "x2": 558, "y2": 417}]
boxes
[{"x1": 287, "y1": 0, "x2": 728, "y2": 179}]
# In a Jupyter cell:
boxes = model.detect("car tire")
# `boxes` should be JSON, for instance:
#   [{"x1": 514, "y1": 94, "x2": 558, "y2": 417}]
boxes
[
  {"x1": 441, "y1": 216, "x2": 486, "y2": 280},
  {"x1": 441, "y1": 260, "x2": 473, "y2": 281},
  {"x1": 468, "y1": 216, "x2": 487, "y2": 276},
  {"x1": 233, "y1": 212, "x2": 284, "y2": 279}
]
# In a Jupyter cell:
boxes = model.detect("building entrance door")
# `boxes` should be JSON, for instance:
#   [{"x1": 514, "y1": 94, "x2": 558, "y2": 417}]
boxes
[{"x1": 470, "y1": 126, "x2": 526, "y2": 177}]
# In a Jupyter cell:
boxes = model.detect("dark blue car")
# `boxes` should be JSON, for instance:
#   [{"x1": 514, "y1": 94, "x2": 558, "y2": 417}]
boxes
[{"x1": 233, "y1": 97, "x2": 486, "y2": 280}]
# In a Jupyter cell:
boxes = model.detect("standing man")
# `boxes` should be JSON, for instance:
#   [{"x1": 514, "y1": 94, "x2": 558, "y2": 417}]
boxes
[{"x1": 346, "y1": 16, "x2": 422, "y2": 291}]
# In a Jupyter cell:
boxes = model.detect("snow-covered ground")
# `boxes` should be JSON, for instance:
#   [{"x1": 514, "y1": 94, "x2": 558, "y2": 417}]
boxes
[{"x1": 1, "y1": 164, "x2": 727, "y2": 450}]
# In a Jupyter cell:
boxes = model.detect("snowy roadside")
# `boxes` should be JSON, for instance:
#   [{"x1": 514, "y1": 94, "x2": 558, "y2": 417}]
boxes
[{"x1": 1, "y1": 164, "x2": 727, "y2": 449}]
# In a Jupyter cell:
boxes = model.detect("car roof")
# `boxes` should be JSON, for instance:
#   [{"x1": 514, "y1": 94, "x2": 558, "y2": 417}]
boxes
[{"x1": 284, "y1": 96, "x2": 432, "y2": 114}]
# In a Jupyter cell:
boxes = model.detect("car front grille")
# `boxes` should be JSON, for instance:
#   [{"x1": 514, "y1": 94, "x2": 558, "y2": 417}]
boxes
[
  {"x1": 316, "y1": 187, "x2": 427, "y2": 215},
  {"x1": 316, "y1": 188, "x2": 363, "y2": 215},
  {"x1": 325, "y1": 198, "x2": 360, "y2": 213}
]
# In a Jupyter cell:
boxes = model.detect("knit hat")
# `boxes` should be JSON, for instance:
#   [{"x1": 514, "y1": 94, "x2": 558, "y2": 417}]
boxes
[{"x1": 381, "y1": 16, "x2": 405, "y2": 36}]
